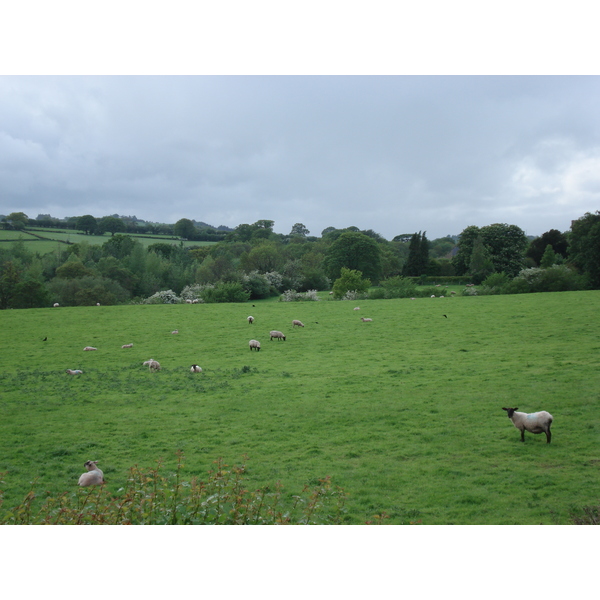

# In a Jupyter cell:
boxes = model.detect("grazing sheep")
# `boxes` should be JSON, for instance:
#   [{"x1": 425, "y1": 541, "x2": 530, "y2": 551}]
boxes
[
  {"x1": 502, "y1": 407, "x2": 554, "y2": 443},
  {"x1": 185, "y1": 299, "x2": 193, "y2": 304},
  {"x1": 248, "y1": 316, "x2": 255, "y2": 324},
  {"x1": 190, "y1": 364, "x2": 202, "y2": 373},
  {"x1": 270, "y1": 330, "x2": 286, "y2": 341},
  {"x1": 83, "y1": 346, "x2": 97, "y2": 351},
  {"x1": 143, "y1": 359, "x2": 161, "y2": 372},
  {"x1": 292, "y1": 320, "x2": 304, "y2": 328},
  {"x1": 66, "y1": 369, "x2": 83, "y2": 375},
  {"x1": 360, "y1": 317, "x2": 373, "y2": 322},
  {"x1": 192, "y1": 299, "x2": 199, "y2": 304},
  {"x1": 78, "y1": 461, "x2": 104, "y2": 487},
  {"x1": 249, "y1": 339, "x2": 261, "y2": 351},
  {"x1": 53, "y1": 303, "x2": 59, "y2": 307},
  {"x1": 121, "y1": 343, "x2": 133, "y2": 349}
]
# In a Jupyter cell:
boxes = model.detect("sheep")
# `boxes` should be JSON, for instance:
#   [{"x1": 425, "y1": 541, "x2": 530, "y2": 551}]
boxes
[
  {"x1": 190, "y1": 364, "x2": 202, "y2": 373},
  {"x1": 353, "y1": 307, "x2": 360, "y2": 311},
  {"x1": 270, "y1": 330, "x2": 286, "y2": 341},
  {"x1": 360, "y1": 317, "x2": 373, "y2": 322},
  {"x1": 502, "y1": 407, "x2": 554, "y2": 443},
  {"x1": 186, "y1": 299, "x2": 193, "y2": 304},
  {"x1": 249, "y1": 339, "x2": 261, "y2": 351},
  {"x1": 121, "y1": 343, "x2": 133, "y2": 349},
  {"x1": 143, "y1": 359, "x2": 161, "y2": 372},
  {"x1": 96, "y1": 303, "x2": 100, "y2": 306},
  {"x1": 248, "y1": 316, "x2": 255, "y2": 325},
  {"x1": 83, "y1": 346, "x2": 97, "y2": 351},
  {"x1": 292, "y1": 320, "x2": 304, "y2": 328},
  {"x1": 78, "y1": 460, "x2": 104, "y2": 487},
  {"x1": 66, "y1": 369, "x2": 83, "y2": 375},
  {"x1": 171, "y1": 329, "x2": 179, "y2": 334},
  {"x1": 192, "y1": 299, "x2": 199, "y2": 304},
  {"x1": 53, "y1": 303, "x2": 59, "y2": 307}
]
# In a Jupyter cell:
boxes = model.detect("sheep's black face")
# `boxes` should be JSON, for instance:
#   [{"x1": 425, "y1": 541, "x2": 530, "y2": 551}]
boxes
[
  {"x1": 502, "y1": 407, "x2": 517, "y2": 418},
  {"x1": 84, "y1": 460, "x2": 97, "y2": 470}
]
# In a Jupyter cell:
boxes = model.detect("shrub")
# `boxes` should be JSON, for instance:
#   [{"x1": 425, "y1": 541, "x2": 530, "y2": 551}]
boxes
[
  {"x1": 202, "y1": 282, "x2": 251, "y2": 303},
  {"x1": 280, "y1": 289, "x2": 320, "y2": 302},
  {"x1": 379, "y1": 276, "x2": 418, "y2": 299},
  {"x1": 510, "y1": 265, "x2": 587, "y2": 293},
  {"x1": 241, "y1": 271, "x2": 272, "y2": 299},
  {"x1": 368, "y1": 287, "x2": 385, "y2": 299},
  {"x1": 332, "y1": 268, "x2": 371, "y2": 299},
  {"x1": 0, "y1": 454, "x2": 347, "y2": 525},
  {"x1": 143, "y1": 289, "x2": 182, "y2": 304}
]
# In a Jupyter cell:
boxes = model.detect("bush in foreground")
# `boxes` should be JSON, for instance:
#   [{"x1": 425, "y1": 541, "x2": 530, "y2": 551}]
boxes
[{"x1": 0, "y1": 453, "x2": 347, "y2": 525}]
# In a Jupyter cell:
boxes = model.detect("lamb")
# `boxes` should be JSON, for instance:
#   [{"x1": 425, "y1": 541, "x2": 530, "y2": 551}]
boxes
[
  {"x1": 121, "y1": 343, "x2": 133, "y2": 349},
  {"x1": 360, "y1": 317, "x2": 373, "y2": 322},
  {"x1": 78, "y1": 460, "x2": 104, "y2": 487},
  {"x1": 83, "y1": 346, "x2": 97, "y2": 351},
  {"x1": 143, "y1": 359, "x2": 161, "y2": 372},
  {"x1": 292, "y1": 320, "x2": 304, "y2": 328},
  {"x1": 248, "y1": 316, "x2": 255, "y2": 324},
  {"x1": 190, "y1": 364, "x2": 202, "y2": 373},
  {"x1": 66, "y1": 369, "x2": 83, "y2": 375},
  {"x1": 270, "y1": 330, "x2": 286, "y2": 341},
  {"x1": 249, "y1": 339, "x2": 261, "y2": 351},
  {"x1": 502, "y1": 407, "x2": 554, "y2": 443}
]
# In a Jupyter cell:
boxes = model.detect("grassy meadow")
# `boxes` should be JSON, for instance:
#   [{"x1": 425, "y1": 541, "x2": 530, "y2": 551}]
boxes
[{"x1": 1, "y1": 290, "x2": 599, "y2": 524}]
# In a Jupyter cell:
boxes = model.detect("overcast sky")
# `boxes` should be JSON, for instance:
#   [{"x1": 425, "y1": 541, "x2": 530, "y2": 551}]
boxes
[{"x1": 2, "y1": 75, "x2": 599, "y2": 240}]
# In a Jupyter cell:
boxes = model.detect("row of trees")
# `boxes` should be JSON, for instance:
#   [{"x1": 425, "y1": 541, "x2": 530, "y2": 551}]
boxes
[{"x1": 1, "y1": 211, "x2": 598, "y2": 309}]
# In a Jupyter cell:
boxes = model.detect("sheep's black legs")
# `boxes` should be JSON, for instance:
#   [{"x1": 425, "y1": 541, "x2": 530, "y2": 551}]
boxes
[
  {"x1": 546, "y1": 429, "x2": 551, "y2": 444},
  {"x1": 520, "y1": 430, "x2": 525, "y2": 442}
]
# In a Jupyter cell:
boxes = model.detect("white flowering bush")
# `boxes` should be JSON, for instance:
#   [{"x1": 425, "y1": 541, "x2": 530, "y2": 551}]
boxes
[
  {"x1": 342, "y1": 290, "x2": 368, "y2": 301},
  {"x1": 143, "y1": 289, "x2": 182, "y2": 304},
  {"x1": 264, "y1": 271, "x2": 284, "y2": 291},
  {"x1": 280, "y1": 289, "x2": 320, "y2": 302},
  {"x1": 180, "y1": 283, "x2": 212, "y2": 303}
]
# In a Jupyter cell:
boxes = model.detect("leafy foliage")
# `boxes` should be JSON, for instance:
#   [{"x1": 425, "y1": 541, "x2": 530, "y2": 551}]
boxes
[{"x1": 332, "y1": 267, "x2": 371, "y2": 299}]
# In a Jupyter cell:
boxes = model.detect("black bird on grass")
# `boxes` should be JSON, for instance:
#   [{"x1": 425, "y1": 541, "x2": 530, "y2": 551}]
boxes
[
  {"x1": 442, "y1": 315, "x2": 447, "y2": 318},
  {"x1": 42, "y1": 337, "x2": 47, "y2": 341}
]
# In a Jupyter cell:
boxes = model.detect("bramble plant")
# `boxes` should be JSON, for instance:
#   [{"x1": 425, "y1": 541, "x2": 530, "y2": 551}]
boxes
[{"x1": 0, "y1": 453, "x2": 347, "y2": 525}]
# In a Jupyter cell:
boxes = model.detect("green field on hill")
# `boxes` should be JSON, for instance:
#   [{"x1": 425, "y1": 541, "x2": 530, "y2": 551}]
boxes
[{"x1": 1, "y1": 291, "x2": 599, "y2": 524}]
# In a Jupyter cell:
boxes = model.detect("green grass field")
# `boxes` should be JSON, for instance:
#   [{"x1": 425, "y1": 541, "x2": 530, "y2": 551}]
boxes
[
  {"x1": 0, "y1": 228, "x2": 213, "y2": 255},
  {"x1": 1, "y1": 291, "x2": 599, "y2": 524}
]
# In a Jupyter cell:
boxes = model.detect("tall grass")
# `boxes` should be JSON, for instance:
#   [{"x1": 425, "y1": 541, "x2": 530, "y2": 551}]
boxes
[{"x1": 1, "y1": 291, "x2": 599, "y2": 523}]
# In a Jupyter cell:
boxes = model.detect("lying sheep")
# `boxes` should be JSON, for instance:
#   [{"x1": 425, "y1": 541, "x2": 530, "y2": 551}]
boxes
[
  {"x1": 143, "y1": 359, "x2": 161, "y2": 372},
  {"x1": 121, "y1": 343, "x2": 133, "y2": 349},
  {"x1": 292, "y1": 320, "x2": 304, "y2": 328},
  {"x1": 66, "y1": 369, "x2": 83, "y2": 375},
  {"x1": 360, "y1": 317, "x2": 373, "y2": 322},
  {"x1": 83, "y1": 346, "x2": 97, "y2": 351},
  {"x1": 502, "y1": 407, "x2": 554, "y2": 443},
  {"x1": 171, "y1": 329, "x2": 179, "y2": 334},
  {"x1": 353, "y1": 307, "x2": 360, "y2": 311},
  {"x1": 78, "y1": 460, "x2": 104, "y2": 487},
  {"x1": 270, "y1": 330, "x2": 286, "y2": 341},
  {"x1": 190, "y1": 364, "x2": 202, "y2": 373},
  {"x1": 248, "y1": 316, "x2": 254, "y2": 324},
  {"x1": 249, "y1": 339, "x2": 261, "y2": 351}
]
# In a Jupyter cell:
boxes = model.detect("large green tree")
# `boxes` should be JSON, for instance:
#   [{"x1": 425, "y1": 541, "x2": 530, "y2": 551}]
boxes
[
  {"x1": 526, "y1": 229, "x2": 568, "y2": 266},
  {"x1": 402, "y1": 231, "x2": 429, "y2": 277},
  {"x1": 568, "y1": 211, "x2": 600, "y2": 288},
  {"x1": 174, "y1": 218, "x2": 197, "y2": 239},
  {"x1": 76, "y1": 215, "x2": 98, "y2": 235},
  {"x1": 323, "y1": 231, "x2": 382, "y2": 283},
  {"x1": 97, "y1": 216, "x2": 126, "y2": 236}
]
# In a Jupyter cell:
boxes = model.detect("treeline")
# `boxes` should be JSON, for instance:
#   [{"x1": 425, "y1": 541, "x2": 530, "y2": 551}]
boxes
[{"x1": 0, "y1": 211, "x2": 598, "y2": 309}]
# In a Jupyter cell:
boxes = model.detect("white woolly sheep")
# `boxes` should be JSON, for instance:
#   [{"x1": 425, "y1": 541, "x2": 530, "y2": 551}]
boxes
[
  {"x1": 292, "y1": 320, "x2": 304, "y2": 328},
  {"x1": 53, "y1": 303, "x2": 59, "y2": 307},
  {"x1": 249, "y1": 339, "x2": 261, "y2": 351},
  {"x1": 502, "y1": 407, "x2": 554, "y2": 443},
  {"x1": 270, "y1": 330, "x2": 286, "y2": 341},
  {"x1": 353, "y1": 307, "x2": 360, "y2": 311},
  {"x1": 360, "y1": 317, "x2": 373, "y2": 322},
  {"x1": 192, "y1": 299, "x2": 199, "y2": 304},
  {"x1": 190, "y1": 364, "x2": 202, "y2": 373},
  {"x1": 66, "y1": 369, "x2": 83, "y2": 375},
  {"x1": 96, "y1": 303, "x2": 100, "y2": 306},
  {"x1": 248, "y1": 316, "x2": 255, "y2": 324},
  {"x1": 171, "y1": 329, "x2": 179, "y2": 334},
  {"x1": 83, "y1": 346, "x2": 97, "y2": 351},
  {"x1": 143, "y1": 359, "x2": 161, "y2": 372},
  {"x1": 78, "y1": 460, "x2": 104, "y2": 487},
  {"x1": 185, "y1": 299, "x2": 193, "y2": 304},
  {"x1": 121, "y1": 343, "x2": 133, "y2": 349}
]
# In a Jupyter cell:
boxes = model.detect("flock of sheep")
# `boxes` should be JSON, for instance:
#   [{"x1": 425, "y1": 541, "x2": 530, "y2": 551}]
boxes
[{"x1": 71, "y1": 306, "x2": 554, "y2": 488}]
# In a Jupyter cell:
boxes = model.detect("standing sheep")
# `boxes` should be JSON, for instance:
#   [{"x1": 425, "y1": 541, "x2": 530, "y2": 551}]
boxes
[
  {"x1": 190, "y1": 364, "x2": 202, "y2": 373},
  {"x1": 143, "y1": 359, "x2": 161, "y2": 372},
  {"x1": 292, "y1": 320, "x2": 304, "y2": 328},
  {"x1": 502, "y1": 407, "x2": 554, "y2": 443},
  {"x1": 248, "y1": 316, "x2": 255, "y2": 324},
  {"x1": 249, "y1": 339, "x2": 261, "y2": 351},
  {"x1": 270, "y1": 330, "x2": 286, "y2": 341},
  {"x1": 78, "y1": 460, "x2": 104, "y2": 486}
]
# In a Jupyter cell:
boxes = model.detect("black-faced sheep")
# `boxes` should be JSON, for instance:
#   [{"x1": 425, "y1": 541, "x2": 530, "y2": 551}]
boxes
[
  {"x1": 270, "y1": 330, "x2": 286, "y2": 341},
  {"x1": 248, "y1": 316, "x2": 255, "y2": 324},
  {"x1": 78, "y1": 460, "x2": 104, "y2": 487},
  {"x1": 249, "y1": 339, "x2": 261, "y2": 351},
  {"x1": 502, "y1": 407, "x2": 554, "y2": 443},
  {"x1": 360, "y1": 317, "x2": 373, "y2": 322},
  {"x1": 190, "y1": 364, "x2": 202, "y2": 373},
  {"x1": 121, "y1": 343, "x2": 133, "y2": 349},
  {"x1": 292, "y1": 320, "x2": 304, "y2": 328}
]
